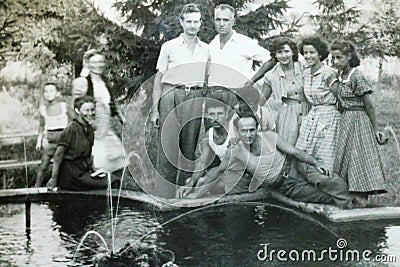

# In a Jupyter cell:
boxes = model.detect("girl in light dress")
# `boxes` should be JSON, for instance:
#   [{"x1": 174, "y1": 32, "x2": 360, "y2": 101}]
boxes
[
  {"x1": 261, "y1": 37, "x2": 310, "y2": 146},
  {"x1": 72, "y1": 50, "x2": 126, "y2": 174}
]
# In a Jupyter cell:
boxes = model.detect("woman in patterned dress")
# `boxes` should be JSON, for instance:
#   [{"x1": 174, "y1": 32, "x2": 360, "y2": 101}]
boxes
[
  {"x1": 261, "y1": 37, "x2": 310, "y2": 146},
  {"x1": 295, "y1": 36, "x2": 340, "y2": 175},
  {"x1": 331, "y1": 40, "x2": 386, "y2": 196}
]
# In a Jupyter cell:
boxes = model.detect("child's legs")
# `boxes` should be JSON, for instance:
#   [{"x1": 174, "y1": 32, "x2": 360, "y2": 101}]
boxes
[{"x1": 36, "y1": 153, "x2": 51, "y2": 186}]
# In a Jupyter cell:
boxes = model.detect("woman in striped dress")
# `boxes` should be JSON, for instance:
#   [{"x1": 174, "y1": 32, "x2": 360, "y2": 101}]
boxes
[
  {"x1": 295, "y1": 36, "x2": 340, "y2": 175},
  {"x1": 331, "y1": 40, "x2": 386, "y2": 196}
]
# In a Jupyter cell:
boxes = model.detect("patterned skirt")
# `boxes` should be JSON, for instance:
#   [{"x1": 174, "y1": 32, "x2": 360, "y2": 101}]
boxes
[
  {"x1": 295, "y1": 105, "x2": 341, "y2": 171},
  {"x1": 334, "y1": 111, "x2": 386, "y2": 193}
]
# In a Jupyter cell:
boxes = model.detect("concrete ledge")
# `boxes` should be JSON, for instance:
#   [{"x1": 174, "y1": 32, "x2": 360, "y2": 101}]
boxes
[
  {"x1": 1, "y1": 188, "x2": 400, "y2": 222},
  {"x1": 270, "y1": 191, "x2": 400, "y2": 222}
]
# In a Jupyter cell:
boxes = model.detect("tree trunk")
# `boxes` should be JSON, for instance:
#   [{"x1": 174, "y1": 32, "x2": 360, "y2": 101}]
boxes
[{"x1": 377, "y1": 56, "x2": 383, "y2": 89}]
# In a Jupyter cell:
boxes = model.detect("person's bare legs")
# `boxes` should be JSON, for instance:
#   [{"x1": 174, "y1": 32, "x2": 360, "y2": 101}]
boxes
[{"x1": 35, "y1": 153, "x2": 51, "y2": 187}]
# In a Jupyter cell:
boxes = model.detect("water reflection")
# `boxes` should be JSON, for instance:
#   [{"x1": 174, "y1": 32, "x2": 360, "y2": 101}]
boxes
[{"x1": 0, "y1": 199, "x2": 399, "y2": 266}]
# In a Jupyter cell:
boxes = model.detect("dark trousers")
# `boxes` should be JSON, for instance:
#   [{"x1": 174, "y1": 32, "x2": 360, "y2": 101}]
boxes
[
  {"x1": 278, "y1": 162, "x2": 353, "y2": 208},
  {"x1": 155, "y1": 85, "x2": 203, "y2": 198}
]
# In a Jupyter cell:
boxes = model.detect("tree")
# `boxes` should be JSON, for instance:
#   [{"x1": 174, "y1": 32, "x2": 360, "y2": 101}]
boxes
[
  {"x1": 113, "y1": 0, "x2": 297, "y2": 98},
  {"x1": 365, "y1": 0, "x2": 400, "y2": 84},
  {"x1": 309, "y1": 0, "x2": 365, "y2": 42}
]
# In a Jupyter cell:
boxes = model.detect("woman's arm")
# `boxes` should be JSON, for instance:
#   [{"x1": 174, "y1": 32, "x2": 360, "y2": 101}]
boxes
[
  {"x1": 259, "y1": 81, "x2": 273, "y2": 106},
  {"x1": 275, "y1": 133, "x2": 330, "y2": 176}
]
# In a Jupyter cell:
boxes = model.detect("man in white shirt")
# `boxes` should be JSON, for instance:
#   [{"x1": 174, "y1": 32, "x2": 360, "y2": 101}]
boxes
[
  {"x1": 207, "y1": 4, "x2": 276, "y2": 107},
  {"x1": 150, "y1": 3, "x2": 209, "y2": 198}
]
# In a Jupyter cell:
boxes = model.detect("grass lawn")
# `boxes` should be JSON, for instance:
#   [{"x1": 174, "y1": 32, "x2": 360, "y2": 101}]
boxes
[{"x1": 369, "y1": 75, "x2": 400, "y2": 207}]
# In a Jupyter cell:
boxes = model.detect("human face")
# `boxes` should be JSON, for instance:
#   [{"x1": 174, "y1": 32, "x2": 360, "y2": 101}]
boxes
[
  {"x1": 180, "y1": 12, "x2": 201, "y2": 36},
  {"x1": 207, "y1": 106, "x2": 228, "y2": 129},
  {"x1": 302, "y1": 45, "x2": 321, "y2": 67},
  {"x1": 331, "y1": 49, "x2": 350, "y2": 71},
  {"x1": 77, "y1": 102, "x2": 96, "y2": 125},
  {"x1": 276, "y1": 44, "x2": 294, "y2": 65},
  {"x1": 237, "y1": 117, "x2": 258, "y2": 145},
  {"x1": 88, "y1": 54, "x2": 106, "y2": 75},
  {"x1": 43, "y1": 84, "x2": 58, "y2": 102},
  {"x1": 214, "y1": 8, "x2": 234, "y2": 36}
]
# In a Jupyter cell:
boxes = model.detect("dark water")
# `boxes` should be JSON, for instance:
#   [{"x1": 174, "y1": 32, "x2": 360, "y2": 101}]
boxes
[{"x1": 0, "y1": 197, "x2": 399, "y2": 266}]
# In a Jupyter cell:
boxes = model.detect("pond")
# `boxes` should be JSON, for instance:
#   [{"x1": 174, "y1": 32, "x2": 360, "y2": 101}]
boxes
[{"x1": 0, "y1": 196, "x2": 399, "y2": 266}]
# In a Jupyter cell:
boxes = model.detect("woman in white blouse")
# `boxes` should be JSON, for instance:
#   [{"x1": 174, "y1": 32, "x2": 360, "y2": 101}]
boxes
[{"x1": 73, "y1": 49, "x2": 126, "y2": 173}]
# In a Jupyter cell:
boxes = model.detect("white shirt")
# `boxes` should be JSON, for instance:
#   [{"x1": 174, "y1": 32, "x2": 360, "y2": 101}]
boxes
[
  {"x1": 156, "y1": 34, "x2": 210, "y2": 86},
  {"x1": 208, "y1": 127, "x2": 231, "y2": 160},
  {"x1": 208, "y1": 31, "x2": 270, "y2": 87}
]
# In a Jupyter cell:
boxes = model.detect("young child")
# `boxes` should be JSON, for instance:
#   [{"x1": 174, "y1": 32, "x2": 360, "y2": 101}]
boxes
[
  {"x1": 34, "y1": 82, "x2": 70, "y2": 187},
  {"x1": 331, "y1": 40, "x2": 386, "y2": 197}
]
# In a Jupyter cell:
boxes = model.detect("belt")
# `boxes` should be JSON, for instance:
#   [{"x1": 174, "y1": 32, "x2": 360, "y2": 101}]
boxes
[
  {"x1": 343, "y1": 106, "x2": 365, "y2": 111},
  {"x1": 281, "y1": 97, "x2": 306, "y2": 104},
  {"x1": 47, "y1": 128, "x2": 64, "y2": 132},
  {"x1": 175, "y1": 85, "x2": 204, "y2": 91}
]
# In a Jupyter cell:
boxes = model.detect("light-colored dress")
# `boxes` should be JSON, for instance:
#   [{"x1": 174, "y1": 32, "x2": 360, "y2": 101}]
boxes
[
  {"x1": 295, "y1": 65, "x2": 340, "y2": 171},
  {"x1": 334, "y1": 68, "x2": 386, "y2": 193},
  {"x1": 90, "y1": 76, "x2": 125, "y2": 173},
  {"x1": 264, "y1": 62, "x2": 310, "y2": 145}
]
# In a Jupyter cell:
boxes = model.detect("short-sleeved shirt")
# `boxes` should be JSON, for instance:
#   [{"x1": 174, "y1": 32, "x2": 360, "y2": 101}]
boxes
[
  {"x1": 303, "y1": 65, "x2": 338, "y2": 106},
  {"x1": 57, "y1": 119, "x2": 94, "y2": 179},
  {"x1": 264, "y1": 61, "x2": 305, "y2": 101},
  {"x1": 338, "y1": 68, "x2": 372, "y2": 109},
  {"x1": 208, "y1": 31, "x2": 270, "y2": 87},
  {"x1": 156, "y1": 34, "x2": 210, "y2": 87}
]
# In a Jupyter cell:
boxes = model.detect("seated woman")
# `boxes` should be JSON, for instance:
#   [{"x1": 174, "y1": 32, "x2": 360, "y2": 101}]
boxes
[{"x1": 46, "y1": 96, "x2": 115, "y2": 191}]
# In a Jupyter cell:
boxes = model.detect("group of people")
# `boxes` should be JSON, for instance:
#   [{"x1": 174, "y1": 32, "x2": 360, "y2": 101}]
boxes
[
  {"x1": 35, "y1": 50, "x2": 126, "y2": 190},
  {"x1": 150, "y1": 3, "x2": 387, "y2": 208},
  {"x1": 34, "y1": 3, "x2": 387, "y2": 209}
]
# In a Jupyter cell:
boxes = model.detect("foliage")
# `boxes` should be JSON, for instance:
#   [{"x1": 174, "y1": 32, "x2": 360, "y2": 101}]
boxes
[
  {"x1": 364, "y1": 0, "x2": 400, "y2": 58},
  {"x1": 308, "y1": 0, "x2": 367, "y2": 44},
  {"x1": 114, "y1": 0, "x2": 299, "y2": 98}
]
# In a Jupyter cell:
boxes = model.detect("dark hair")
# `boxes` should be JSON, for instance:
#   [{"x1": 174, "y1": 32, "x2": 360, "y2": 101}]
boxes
[
  {"x1": 298, "y1": 36, "x2": 330, "y2": 61},
  {"x1": 232, "y1": 111, "x2": 260, "y2": 129},
  {"x1": 214, "y1": 4, "x2": 236, "y2": 18},
  {"x1": 179, "y1": 3, "x2": 201, "y2": 20},
  {"x1": 269, "y1": 37, "x2": 299, "y2": 62},
  {"x1": 205, "y1": 96, "x2": 227, "y2": 111},
  {"x1": 74, "y1": 96, "x2": 95, "y2": 110},
  {"x1": 43, "y1": 82, "x2": 58, "y2": 90},
  {"x1": 330, "y1": 40, "x2": 361, "y2": 67}
]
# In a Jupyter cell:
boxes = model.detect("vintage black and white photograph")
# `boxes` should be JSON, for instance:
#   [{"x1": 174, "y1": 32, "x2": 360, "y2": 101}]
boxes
[{"x1": 0, "y1": 0, "x2": 400, "y2": 266}]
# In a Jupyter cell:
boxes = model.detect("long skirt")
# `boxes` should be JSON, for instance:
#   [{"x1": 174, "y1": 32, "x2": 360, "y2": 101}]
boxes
[
  {"x1": 295, "y1": 105, "x2": 341, "y2": 171},
  {"x1": 334, "y1": 111, "x2": 386, "y2": 193}
]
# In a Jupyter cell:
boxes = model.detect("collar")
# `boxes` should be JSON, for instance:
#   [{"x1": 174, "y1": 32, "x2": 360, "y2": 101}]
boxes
[
  {"x1": 215, "y1": 30, "x2": 237, "y2": 44},
  {"x1": 178, "y1": 33, "x2": 204, "y2": 47},
  {"x1": 73, "y1": 117, "x2": 91, "y2": 132},
  {"x1": 274, "y1": 61, "x2": 303, "y2": 78}
]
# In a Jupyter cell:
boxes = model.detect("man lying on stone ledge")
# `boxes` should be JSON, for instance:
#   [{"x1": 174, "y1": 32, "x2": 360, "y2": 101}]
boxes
[{"x1": 178, "y1": 107, "x2": 366, "y2": 209}]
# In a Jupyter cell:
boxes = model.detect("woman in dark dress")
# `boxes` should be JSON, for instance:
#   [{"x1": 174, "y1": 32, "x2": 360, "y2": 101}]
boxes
[{"x1": 46, "y1": 96, "x2": 112, "y2": 190}]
